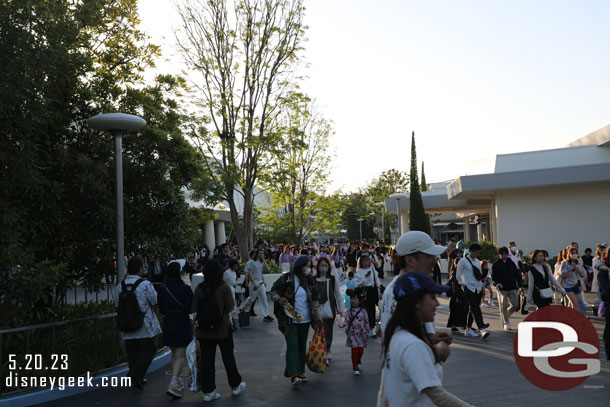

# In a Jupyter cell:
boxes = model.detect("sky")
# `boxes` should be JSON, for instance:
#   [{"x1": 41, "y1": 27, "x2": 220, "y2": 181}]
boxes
[{"x1": 138, "y1": 0, "x2": 610, "y2": 193}]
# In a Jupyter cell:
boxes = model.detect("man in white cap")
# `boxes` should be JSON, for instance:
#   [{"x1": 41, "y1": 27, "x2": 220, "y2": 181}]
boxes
[{"x1": 379, "y1": 231, "x2": 452, "y2": 356}]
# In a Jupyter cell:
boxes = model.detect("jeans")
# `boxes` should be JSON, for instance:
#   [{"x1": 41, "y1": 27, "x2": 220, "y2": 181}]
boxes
[
  {"x1": 497, "y1": 289, "x2": 519, "y2": 325},
  {"x1": 284, "y1": 323, "x2": 310, "y2": 377},
  {"x1": 124, "y1": 337, "x2": 157, "y2": 383},
  {"x1": 199, "y1": 333, "x2": 242, "y2": 393},
  {"x1": 464, "y1": 287, "x2": 485, "y2": 330}
]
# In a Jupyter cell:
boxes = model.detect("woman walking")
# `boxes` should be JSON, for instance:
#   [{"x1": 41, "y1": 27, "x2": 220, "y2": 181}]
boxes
[
  {"x1": 560, "y1": 248, "x2": 587, "y2": 313},
  {"x1": 279, "y1": 246, "x2": 295, "y2": 273},
  {"x1": 315, "y1": 257, "x2": 344, "y2": 364},
  {"x1": 355, "y1": 254, "x2": 381, "y2": 337},
  {"x1": 379, "y1": 271, "x2": 473, "y2": 406},
  {"x1": 446, "y1": 256, "x2": 467, "y2": 333},
  {"x1": 270, "y1": 255, "x2": 322, "y2": 387},
  {"x1": 158, "y1": 262, "x2": 194, "y2": 398},
  {"x1": 192, "y1": 259, "x2": 246, "y2": 402},
  {"x1": 527, "y1": 249, "x2": 565, "y2": 309},
  {"x1": 330, "y1": 245, "x2": 346, "y2": 282}
]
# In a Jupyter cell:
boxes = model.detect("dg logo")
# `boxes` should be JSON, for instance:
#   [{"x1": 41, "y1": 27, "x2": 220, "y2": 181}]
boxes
[{"x1": 513, "y1": 305, "x2": 601, "y2": 391}]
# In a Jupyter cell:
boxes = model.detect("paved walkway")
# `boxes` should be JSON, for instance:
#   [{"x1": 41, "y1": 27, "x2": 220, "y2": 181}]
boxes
[{"x1": 36, "y1": 279, "x2": 609, "y2": 406}]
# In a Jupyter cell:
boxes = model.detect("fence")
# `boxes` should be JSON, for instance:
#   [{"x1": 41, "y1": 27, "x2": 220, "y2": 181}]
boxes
[{"x1": 0, "y1": 313, "x2": 125, "y2": 396}]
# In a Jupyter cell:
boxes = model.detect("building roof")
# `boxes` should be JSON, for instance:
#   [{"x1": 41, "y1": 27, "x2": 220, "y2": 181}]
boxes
[
  {"x1": 384, "y1": 189, "x2": 491, "y2": 214},
  {"x1": 447, "y1": 162, "x2": 610, "y2": 199},
  {"x1": 566, "y1": 123, "x2": 610, "y2": 147}
]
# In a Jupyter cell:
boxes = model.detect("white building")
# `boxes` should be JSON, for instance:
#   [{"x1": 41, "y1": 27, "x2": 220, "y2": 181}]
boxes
[{"x1": 384, "y1": 124, "x2": 610, "y2": 256}]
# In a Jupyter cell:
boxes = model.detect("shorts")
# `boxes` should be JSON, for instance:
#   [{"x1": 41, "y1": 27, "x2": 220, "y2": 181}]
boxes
[
  {"x1": 483, "y1": 280, "x2": 491, "y2": 288},
  {"x1": 564, "y1": 285, "x2": 580, "y2": 294}
]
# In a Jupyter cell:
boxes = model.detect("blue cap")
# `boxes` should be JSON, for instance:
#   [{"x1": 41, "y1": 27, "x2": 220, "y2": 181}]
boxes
[
  {"x1": 293, "y1": 255, "x2": 311, "y2": 269},
  {"x1": 393, "y1": 271, "x2": 451, "y2": 299}
]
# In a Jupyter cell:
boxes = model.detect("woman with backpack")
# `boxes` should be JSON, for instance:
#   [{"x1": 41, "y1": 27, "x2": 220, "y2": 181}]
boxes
[
  {"x1": 191, "y1": 259, "x2": 246, "y2": 402},
  {"x1": 270, "y1": 255, "x2": 322, "y2": 387},
  {"x1": 158, "y1": 262, "x2": 194, "y2": 398}
]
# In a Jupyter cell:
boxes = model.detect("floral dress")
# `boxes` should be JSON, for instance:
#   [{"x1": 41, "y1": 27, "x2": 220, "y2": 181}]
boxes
[{"x1": 345, "y1": 307, "x2": 370, "y2": 348}]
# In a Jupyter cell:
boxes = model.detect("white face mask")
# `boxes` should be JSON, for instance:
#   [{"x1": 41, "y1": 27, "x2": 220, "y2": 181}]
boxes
[
  {"x1": 510, "y1": 247, "x2": 518, "y2": 253},
  {"x1": 304, "y1": 268, "x2": 311, "y2": 275},
  {"x1": 570, "y1": 254, "x2": 578, "y2": 260}
]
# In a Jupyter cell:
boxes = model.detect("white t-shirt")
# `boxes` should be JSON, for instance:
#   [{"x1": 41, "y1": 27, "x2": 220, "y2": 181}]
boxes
[
  {"x1": 293, "y1": 276, "x2": 311, "y2": 324},
  {"x1": 383, "y1": 329, "x2": 443, "y2": 407},
  {"x1": 380, "y1": 276, "x2": 435, "y2": 335}
]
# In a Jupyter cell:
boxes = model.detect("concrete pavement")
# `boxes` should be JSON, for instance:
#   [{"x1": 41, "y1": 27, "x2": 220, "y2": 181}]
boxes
[{"x1": 35, "y1": 278, "x2": 609, "y2": 406}]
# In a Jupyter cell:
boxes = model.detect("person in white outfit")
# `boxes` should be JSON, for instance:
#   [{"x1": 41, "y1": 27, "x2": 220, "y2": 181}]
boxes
[
  {"x1": 239, "y1": 249, "x2": 274, "y2": 322},
  {"x1": 223, "y1": 259, "x2": 241, "y2": 329},
  {"x1": 355, "y1": 254, "x2": 381, "y2": 337}
]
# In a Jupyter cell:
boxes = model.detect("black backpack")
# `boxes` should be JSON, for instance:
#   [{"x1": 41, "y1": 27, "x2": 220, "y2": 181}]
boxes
[
  {"x1": 117, "y1": 279, "x2": 145, "y2": 332},
  {"x1": 196, "y1": 284, "x2": 223, "y2": 331}
]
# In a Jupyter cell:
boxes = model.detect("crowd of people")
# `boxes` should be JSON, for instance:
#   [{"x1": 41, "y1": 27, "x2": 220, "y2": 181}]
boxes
[{"x1": 114, "y1": 233, "x2": 610, "y2": 405}]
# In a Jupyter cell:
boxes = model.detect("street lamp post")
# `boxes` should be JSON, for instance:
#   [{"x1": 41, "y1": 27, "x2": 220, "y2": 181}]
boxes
[
  {"x1": 389, "y1": 193, "x2": 403, "y2": 239},
  {"x1": 88, "y1": 113, "x2": 146, "y2": 283},
  {"x1": 375, "y1": 202, "x2": 385, "y2": 243},
  {"x1": 357, "y1": 218, "x2": 364, "y2": 241}
]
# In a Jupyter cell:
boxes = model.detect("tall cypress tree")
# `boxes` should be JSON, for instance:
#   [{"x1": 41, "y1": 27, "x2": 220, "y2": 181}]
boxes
[
  {"x1": 421, "y1": 162, "x2": 428, "y2": 191},
  {"x1": 409, "y1": 132, "x2": 431, "y2": 234}
]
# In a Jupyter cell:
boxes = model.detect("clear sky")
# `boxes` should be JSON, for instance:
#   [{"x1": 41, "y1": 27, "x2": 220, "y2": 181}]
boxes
[{"x1": 139, "y1": 0, "x2": 610, "y2": 193}]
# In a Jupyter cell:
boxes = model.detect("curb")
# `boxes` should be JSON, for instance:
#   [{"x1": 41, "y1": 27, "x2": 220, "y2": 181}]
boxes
[{"x1": 0, "y1": 348, "x2": 171, "y2": 407}]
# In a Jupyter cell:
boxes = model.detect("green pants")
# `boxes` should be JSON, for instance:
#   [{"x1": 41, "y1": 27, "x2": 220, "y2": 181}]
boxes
[{"x1": 284, "y1": 323, "x2": 310, "y2": 377}]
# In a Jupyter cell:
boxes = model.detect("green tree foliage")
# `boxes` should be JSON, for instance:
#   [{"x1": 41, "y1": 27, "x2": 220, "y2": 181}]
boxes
[
  {"x1": 421, "y1": 162, "x2": 428, "y2": 191},
  {"x1": 363, "y1": 169, "x2": 409, "y2": 243},
  {"x1": 0, "y1": 0, "x2": 214, "y2": 328},
  {"x1": 257, "y1": 94, "x2": 334, "y2": 243},
  {"x1": 408, "y1": 132, "x2": 430, "y2": 234},
  {"x1": 176, "y1": 0, "x2": 307, "y2": 260}
]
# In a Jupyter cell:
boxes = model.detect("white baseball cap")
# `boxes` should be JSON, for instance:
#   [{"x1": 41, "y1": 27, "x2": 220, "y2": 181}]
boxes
[{"x1": 396, "y1": 231, "x2": 446, "y2": 256}]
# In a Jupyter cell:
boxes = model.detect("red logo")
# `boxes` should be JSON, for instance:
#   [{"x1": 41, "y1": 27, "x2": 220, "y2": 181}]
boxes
[{"x1": 513, "y1": 305, "x2": 600, "y2": 391}]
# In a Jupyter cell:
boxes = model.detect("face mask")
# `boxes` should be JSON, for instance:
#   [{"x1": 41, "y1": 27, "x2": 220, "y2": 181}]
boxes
[
  {"x1": 570, "y1": 255, "x2": 578, "y2": 260},
  {"x1": 304, "y1": 268, "x2": 311, "y2": 275},
  {"x1": 319, "y1": 265, "x2": 329, "y2": 273},
  {"x1": 510, "y1": 247, "x2": 517, "y2": 253}
]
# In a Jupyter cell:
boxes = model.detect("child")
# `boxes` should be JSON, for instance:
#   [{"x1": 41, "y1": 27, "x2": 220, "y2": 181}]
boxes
[
  {"x1": 342, "y1": 271, "x2": 356, "y2": 309},
  {"x1": 344, "y1": 288, "x2": 370, "y2": 375}
]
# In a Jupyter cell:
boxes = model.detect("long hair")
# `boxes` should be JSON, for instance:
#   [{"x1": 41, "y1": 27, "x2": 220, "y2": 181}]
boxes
[
  {"x1": 382, "y1": 292, "x2": 440, "y2": 364},
  {"x1": 530, "y1": 249, "x2": 544, "y2": 264},
  {"x1": 316, "y1": 257, "x2": 332, "y2": 276}
]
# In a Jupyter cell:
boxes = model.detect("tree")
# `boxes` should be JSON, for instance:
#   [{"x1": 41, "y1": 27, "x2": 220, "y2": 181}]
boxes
[
  {"x1": 0, "y1": 0, "x2": 214, "y2": 327},
  {"x1": 259, "y1": 94, "x2": 334, "y2": 242},
  {"x1": 408, "y1": 132, "x2": 430, "y2": 234},
  {"x1": 363, "y1": 169, "x2": 409, "y2": 242},
  {"x1": 175, "y1": 0, "x2": 307, "y2": 260},
  {"x1": 421, "y1": 162, "x2": 428, "y2": 191}
]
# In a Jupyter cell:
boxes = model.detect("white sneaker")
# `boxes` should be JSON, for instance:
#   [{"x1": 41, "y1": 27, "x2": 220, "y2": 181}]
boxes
[
  {"x1": 231, "y1": 382, "x2": 246, "y2": 396},
  {"x1": 480, "y1": 330, "x2": 490, "y2": 340},
  {"x1": 505, "y1": 322, "x2": 512, "y2": 331},
  {"x1": 203, "y1": 391, "x2": 221, "y2": 402},
  {"x1": 353, "y1": 368, "x2": 360, "y2": 375},
  {"x1": 465, "y1": 329, "x2": 480, "y2": 337},
  {"x1": 482, "y1": 302, "x2": 490, "y2": 308}
]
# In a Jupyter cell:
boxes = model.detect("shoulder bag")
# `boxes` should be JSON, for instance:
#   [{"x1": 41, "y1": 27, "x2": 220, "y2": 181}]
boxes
[
  {"x1": 319, "y1": 280, "x2": 334, "y2": 319},
  {"x1": 466, "y1": 257, "x2": 483, "y2": 281}
]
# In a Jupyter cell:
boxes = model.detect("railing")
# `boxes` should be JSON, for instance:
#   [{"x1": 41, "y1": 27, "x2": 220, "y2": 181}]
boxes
[{"x1": 0, "y1": 313, "x2": 124, "y2": 396}]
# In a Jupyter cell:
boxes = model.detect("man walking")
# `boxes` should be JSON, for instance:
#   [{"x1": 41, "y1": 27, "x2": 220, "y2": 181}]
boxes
[
  {"x1": 491, "y1": 247, "x2": 522, "y2": 331},
  {"x1": 456, "y1": 243, "x2": 490, "y2": 339},
  {"x1": 115, "y1": 257, "x2": 162, "y2": 388},
  {"x1": 239, "y1": 249, "x2": 274, "y2": 322}
]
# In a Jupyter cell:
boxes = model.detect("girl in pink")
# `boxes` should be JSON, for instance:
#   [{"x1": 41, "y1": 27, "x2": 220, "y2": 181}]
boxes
[{"x1": 344, "y1": 289, "x2": 370, "y2": 375}]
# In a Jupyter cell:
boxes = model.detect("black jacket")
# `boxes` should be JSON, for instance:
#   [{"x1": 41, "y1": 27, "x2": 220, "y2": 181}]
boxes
[{"x1": 491, "y1": 258, "x2": 522, "y2": 291}]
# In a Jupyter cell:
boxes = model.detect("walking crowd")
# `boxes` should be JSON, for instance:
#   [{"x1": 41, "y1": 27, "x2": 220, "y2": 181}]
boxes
[{"x1": 114, "y1": 232, "x2": 610, "y2": 405}]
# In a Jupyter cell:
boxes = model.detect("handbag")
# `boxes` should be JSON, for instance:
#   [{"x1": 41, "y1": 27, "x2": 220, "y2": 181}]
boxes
[
  {"x1": 306, "y1": 327, "x2": 327, "y2": 373},
  {"x1": 519, "y1": 294, "x2": 529, "y2": 315},
  {"x1": 535, "y1": 265, "x2": 554, "y2": 299},
  {"x1": 319, "y1": 280, "x2": 334, "y2": 319}
]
